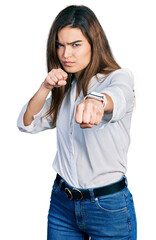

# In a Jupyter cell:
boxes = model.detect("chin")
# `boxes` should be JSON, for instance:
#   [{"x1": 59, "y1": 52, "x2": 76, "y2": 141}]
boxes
[{"x1": 63, "y1": 67, "x2": 78, "y2": 74}]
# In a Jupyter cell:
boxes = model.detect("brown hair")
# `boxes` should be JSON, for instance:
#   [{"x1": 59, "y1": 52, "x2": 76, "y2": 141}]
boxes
[{"x1": 46, "y1": 5, "x2": 120, "y2": 124}]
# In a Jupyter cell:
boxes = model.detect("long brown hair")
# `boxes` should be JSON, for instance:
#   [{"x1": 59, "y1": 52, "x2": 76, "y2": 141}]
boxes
[{"x1": 46, "y1": 5, "x2": 120, "y2": 124}]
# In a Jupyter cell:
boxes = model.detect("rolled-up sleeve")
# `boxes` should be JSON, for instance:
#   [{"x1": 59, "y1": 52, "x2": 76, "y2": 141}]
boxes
[
  {"x1": 102, "y1": 69, "x2": 134, "y2": 123},
  {"x1": 17, "y1": 97, "x2": 55, "y2": 134}
]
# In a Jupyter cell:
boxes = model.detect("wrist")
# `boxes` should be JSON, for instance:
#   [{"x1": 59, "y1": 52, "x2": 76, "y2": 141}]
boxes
[
  {"x1": 40, "y1": 82, "x2": 52, "y2": 94},
  {"x1": 36, "y1": 82, "x2": 52, "y2": 101},
  {"x1": 84, "y1": 92, "x2": 107, "y2": 109}
]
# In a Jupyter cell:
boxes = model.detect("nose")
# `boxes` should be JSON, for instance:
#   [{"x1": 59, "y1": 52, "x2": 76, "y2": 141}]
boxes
[{"x1": 63, "y1": 46, "x2": 72, "y2": 58}]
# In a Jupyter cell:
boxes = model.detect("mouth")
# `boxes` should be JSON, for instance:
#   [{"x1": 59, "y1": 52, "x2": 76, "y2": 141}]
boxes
[{"x1": 63, "y1": 61, "x2": 75, "y2": 66}]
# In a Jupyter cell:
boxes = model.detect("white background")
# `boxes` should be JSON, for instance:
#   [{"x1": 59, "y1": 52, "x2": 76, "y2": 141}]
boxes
[{"x1": 0, "y1": 0, "x2": 155, "y2": 239}]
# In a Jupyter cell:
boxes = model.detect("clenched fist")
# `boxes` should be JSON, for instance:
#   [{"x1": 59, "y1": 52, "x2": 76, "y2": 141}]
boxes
[
  {"x1": 43, "y1": 68, "x2": 68, "y2": 90},
  {"x1": 75, "y1": 98, "x2": 105, "y2": 128}
]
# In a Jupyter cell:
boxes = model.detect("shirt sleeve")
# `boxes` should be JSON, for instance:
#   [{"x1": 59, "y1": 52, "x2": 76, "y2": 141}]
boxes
[
  {"x1": 17, "y1": 97, "x2": 55, "y2": 134},
  {"x1": 102, "y1": 68, "x2": 134, "y2": 123}
]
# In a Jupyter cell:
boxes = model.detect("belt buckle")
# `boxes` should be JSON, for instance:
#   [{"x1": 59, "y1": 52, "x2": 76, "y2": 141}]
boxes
[
  {"x1": 65, "y1": 188, "x2": 73, "y2": 200},
  {"x1": 72, "y1": 188, "x2": 83, "y2": 200},
  {"x1": 65, "y1": 188, "x2": 83, "y2": 200}
]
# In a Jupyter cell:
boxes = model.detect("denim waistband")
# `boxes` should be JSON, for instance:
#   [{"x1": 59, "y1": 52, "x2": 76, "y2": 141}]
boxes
[{"x1": 55, "y1": 174, "x2": 127, "y2": 201}]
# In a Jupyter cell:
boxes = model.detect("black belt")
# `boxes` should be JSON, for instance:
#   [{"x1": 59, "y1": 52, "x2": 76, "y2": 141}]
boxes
[{"x1": 56, "y1": 174, "x2": 126, "y2": 201}]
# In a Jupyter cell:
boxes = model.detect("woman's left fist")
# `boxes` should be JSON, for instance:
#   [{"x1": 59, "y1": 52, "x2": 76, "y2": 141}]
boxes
[{"x1": 75, "y1": 98, "x2": 104, "y2": 128}]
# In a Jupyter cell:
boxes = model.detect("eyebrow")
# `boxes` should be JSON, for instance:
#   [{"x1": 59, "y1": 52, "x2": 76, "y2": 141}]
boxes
[{"x1": 56, "y1": 40, "x2": 82, "y2": 45}]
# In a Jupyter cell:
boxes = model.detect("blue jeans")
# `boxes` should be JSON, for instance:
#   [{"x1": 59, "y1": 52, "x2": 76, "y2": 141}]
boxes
[{"x1": 47, "y1": 176, "x2": 137, "y2": 240}]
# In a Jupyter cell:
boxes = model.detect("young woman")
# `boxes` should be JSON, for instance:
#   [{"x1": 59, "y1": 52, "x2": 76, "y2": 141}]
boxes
[{"x1": 17, "y1": 5, "x2": 137, "y2": 240}]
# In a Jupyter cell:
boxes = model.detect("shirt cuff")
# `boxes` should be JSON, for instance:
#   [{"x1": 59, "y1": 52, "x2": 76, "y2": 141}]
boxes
[
  {"x1": 102, "y1": 88, "x2": 127, "y2": 123},
  {"x1": 17, "y1": 102, "x2": 46, "y2": 133}
]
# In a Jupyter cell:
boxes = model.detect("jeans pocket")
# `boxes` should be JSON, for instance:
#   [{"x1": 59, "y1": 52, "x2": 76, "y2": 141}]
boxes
[
  {"x1": 94, "y1": 190, "x2": 130, "y2": 237},
  {"x1": 52, "y1": 180, "x2": 59, "y2": 194},
  {"x1": 95, "y1": 190, "x2": 128, "y2": 213}
]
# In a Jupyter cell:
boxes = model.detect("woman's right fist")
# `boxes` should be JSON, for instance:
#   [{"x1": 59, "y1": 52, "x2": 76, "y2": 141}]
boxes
[{"x1": 43, "y1": 68, "x2": 68, "y2": 90}]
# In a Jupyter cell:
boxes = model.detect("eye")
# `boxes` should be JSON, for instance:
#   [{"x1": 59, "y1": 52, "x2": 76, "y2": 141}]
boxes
[
  {"x1": 56, "y1": 42, "x2": 64, "y2": 48},
  {"x1": 72, "y1": 43, "x2": 80, "y2": 47}
]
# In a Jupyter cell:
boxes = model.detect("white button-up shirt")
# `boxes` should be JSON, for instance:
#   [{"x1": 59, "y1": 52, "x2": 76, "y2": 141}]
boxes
[{"x1": 17, "y1": 68, "x2": 134, "y2": 188}]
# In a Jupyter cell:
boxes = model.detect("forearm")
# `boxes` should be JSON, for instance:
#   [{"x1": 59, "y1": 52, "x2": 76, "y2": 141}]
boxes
[
  {"x1": 23, "y1": 82, "x2": 51, "y2": 126},
  {"x1": 22, "y1": 68, "x2": 67, "y2": 126}
]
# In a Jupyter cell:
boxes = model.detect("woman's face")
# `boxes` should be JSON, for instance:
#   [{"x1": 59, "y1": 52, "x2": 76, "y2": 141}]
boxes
[{"x1": 57, "y1": 26, "x2": 91, "y2": 78}]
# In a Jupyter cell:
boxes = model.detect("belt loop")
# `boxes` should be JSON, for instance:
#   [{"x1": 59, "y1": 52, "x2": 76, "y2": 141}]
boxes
[
  {"x1": 89, "y1": 188, "x2": 95, "y2": 202},
  {"x1": 58, "y1": 178, "x2": 64, "y2": 191},
  {"x1": 123, "y1": 175, "x2": 128, "y2": 187}
]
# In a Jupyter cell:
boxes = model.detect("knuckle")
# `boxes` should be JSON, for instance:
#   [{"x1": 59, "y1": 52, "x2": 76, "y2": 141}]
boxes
[
  {"x1": 46, "y1": 75, "x2": 51, "y2": 83},
  {"x1": 92, "y1": 105, "x2": 97, "y2": 111},
  {"x1": 57, "y1": 74, "x2": 63, "y2": 80},
  {"x1": 84, "y1": 119, "x2": 90, "y2": 124},
  {"x1": 87, "y1": 102, "x2": 93, "y2": 108},
  {"x1": 48, "y1": 72, "x2": 54, "y2": 80},
  {"x1": 47, "y1": 73, "x2": 51, "y2": 78},
  {"x1": 77, "y1": 102, "x2": 83, "y2": 110},
  {"x1": 50, "y1": 68, "x2": 57, "y2": 74},
  {"x1": 58, "y1": 68, "x2": 67, "y2": 76}
]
